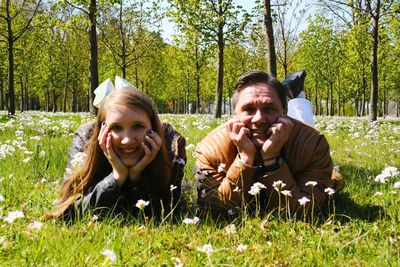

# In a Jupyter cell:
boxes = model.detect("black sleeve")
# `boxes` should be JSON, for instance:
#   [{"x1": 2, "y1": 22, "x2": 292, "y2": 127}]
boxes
[
  {"x1": 64, "y1": 122, "x2": 95, "y2": 180},
  {"x1": 66, "y1": 173, "x2": 127, "y2": 218}
]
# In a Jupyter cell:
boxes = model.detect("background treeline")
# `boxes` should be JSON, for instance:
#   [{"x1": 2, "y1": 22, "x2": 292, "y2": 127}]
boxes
[{"x1": 0, "y1": 0, "x2": 399, "y2": 119}]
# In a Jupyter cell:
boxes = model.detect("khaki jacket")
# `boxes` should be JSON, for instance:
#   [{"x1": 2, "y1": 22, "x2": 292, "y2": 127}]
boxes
[{"x1": 195, "y1": 117, "x2": 343, "y2": 216}]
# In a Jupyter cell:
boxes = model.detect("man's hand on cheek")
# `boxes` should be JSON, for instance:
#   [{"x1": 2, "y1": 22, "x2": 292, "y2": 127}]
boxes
[
  {"x1": 261, "y1": 117, "x2": 293, "y2": 161},
  {"x1": 227, "y1": 119, "x2": 257, "y2": 165}
]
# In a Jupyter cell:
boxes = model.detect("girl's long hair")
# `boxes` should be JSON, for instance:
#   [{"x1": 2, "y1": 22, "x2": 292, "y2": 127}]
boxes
[{"x1": 48, "y1": 89, "x2": 171, "y2": 219}]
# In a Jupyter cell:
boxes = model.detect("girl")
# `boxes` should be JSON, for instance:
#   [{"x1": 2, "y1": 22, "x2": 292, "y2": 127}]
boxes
[{"x1": 48, "y1": 88, "x2": 186, "y2": 219}]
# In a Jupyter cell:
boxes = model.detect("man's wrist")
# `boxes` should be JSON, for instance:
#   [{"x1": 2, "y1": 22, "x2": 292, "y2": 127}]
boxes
[
  {"x1": 263, "y1": 157, "x2": 277, "y2": 166},
  {"x1": 258, "y1": 156, "x2": 283, "y2": 174}
]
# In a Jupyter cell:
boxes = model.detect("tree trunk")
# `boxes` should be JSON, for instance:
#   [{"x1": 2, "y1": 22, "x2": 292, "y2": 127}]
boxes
[
  {"x1": 19, "y1": 76, "x2": 24, "y2": 112},
  {"x1": 342, "y1": 96, "x2": 346, "y2": 116},
  {"x1": 72, "y1": 86, "x2": 77, "y2": 113},
  {"x1": 397, "y1": 92, "x2": 400, "y2": 117},
  {"x1": 214, "y1": 1, "x2": 224, "y2": 118},
  {"x1": 63, "y1": 59, "x2": 70, "y2": 112},
  {"x1": 52, "y1": 88, "x2": 57, "y2": 112},
  {"x1": 89, "y1": 0, "x2": 99, "y2": 115},
  {"x1": 0, "y1": 77, "x2": 3, "y2": 110},
  {"x1": 264, "y1": 0, "x2": 277, "y2": 77},
  {"x1": 355, "y1": 89, "x2": 359, "y2": 116},
  {"x1": 7, "y1": 29, "x2": 15, "y2": 115},
  {"x1": 46, "y1": 90, "x2": 50, "y2": 111},
  {"x1": 368, "y1": 2, "x2": 380, "y2": 122},
  {"x1": 325, "y1": 96, "x2": 329, "y2": 116},
  {"x1": 314, "y1": 77, "x2": 319, "y2": 115},
  {"x1": 195, "y1": 46, "x2": 201, "y2": 113},
  {"x1": 329, "y1": 82, "x2": 334, "y2": 116},
  {"x1": 186, "y1": 72, "x2": 190, "y2": 114},
  {"x1": 337, "y1": 76, "x2": 341, "y2": 116}
]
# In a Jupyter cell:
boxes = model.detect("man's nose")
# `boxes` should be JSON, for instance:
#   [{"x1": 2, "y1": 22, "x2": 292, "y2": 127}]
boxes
[{"x1": 252, "y1": 110, "x2": 266, "y2": 123}]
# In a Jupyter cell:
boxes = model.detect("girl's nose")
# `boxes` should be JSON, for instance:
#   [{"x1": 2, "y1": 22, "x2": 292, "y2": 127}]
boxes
[{"x1": 120, "y1": 130, "x2": 140, "y2": 145}]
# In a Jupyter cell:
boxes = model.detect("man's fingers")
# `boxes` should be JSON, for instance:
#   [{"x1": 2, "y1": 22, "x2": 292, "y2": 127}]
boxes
[{"x1": 237, "y1": 127, "x2": 250, "y2": 139}]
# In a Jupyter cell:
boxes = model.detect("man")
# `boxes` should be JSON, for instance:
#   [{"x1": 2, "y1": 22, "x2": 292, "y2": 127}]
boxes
[{"x1": 195, "y1": 70, "x2": 343, "y2": 217}]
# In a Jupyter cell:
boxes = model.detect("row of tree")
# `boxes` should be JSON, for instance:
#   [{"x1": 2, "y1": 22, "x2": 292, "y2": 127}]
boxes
[{"x1": 0, "y1": 0, "x2": 399, "y2": 120}]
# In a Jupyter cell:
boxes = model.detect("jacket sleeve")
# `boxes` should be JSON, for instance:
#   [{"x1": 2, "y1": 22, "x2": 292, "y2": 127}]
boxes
[
  {"x1": 162, "y1": 122, "x2": 186, "y2": 204},
  {"x1": 67, "y1": 173, "x2": 127, "y2": 217},
  {"x1": 196, "y1": 153, "x2": 257, "y2": 213},
  {"x1": 257, "y1": 133, "x2": 333, "y2": 216},
  {"x1": 64, "y1": 122, "x2": 95, "y2": 181},
  {"x1": 195, "y1": 125, "x2": 258, "y2": 214}
]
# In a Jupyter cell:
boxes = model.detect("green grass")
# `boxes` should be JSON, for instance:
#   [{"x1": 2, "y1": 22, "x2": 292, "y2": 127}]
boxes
[{"x1": 0, "y1": 112, "x2": 399, "y2": 265}]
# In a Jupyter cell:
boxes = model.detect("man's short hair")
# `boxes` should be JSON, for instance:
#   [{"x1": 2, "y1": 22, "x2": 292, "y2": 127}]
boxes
[{"x1": 232, "y1": 70, "x2": 288, "y2": 112}]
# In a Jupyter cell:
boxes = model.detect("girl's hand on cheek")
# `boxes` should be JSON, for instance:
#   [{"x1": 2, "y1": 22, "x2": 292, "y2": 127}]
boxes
[
  {"x1": 128, "y1": 130, "x2": 161, "y2": 182},
  {"x1": 99, "y1": 123, "x2": 128, "y2": 187}
]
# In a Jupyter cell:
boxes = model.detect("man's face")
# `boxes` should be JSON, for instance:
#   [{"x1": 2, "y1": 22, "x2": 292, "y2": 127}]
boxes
[{"x1": 234, "y1": 83, "x2": 284, "y2": 147}]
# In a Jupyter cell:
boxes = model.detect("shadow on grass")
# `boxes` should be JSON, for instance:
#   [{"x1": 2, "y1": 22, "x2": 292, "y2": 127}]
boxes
[
  {"x1": 330, "y1": 191, "x2": 383, "y2": 223},
  {"x1": 325, "y1": 163, "x2": 384, "y2": 223},
  {"x1": 55, "y1": 163, "x2": 386, "y2": 227}
]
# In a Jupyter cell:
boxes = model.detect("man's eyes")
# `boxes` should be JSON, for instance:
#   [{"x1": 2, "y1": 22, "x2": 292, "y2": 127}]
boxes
[
  {"x1": 264, "y1": 107, "x2": 276, "y2": 114},
  {"x1": 244, "y1": 107, "x2": 256, "y2": 114},
  {"x1": 243, "y1": 107, "x2": 276, "y2": 114}
]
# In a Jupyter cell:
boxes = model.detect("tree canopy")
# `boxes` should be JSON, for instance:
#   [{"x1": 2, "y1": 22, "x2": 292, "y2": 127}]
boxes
[{"x1": 0, "y1": 0, "x2": 399, "y2": 118}]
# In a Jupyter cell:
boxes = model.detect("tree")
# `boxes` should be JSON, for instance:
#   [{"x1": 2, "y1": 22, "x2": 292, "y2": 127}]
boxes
[
  {"x1": 0, "y1": 41, "x2": 6, "y2": 110},
  {"x1": 0, "y1": 0, "x2": 42, "y2": 115},
  {"x1": 170, "y1": 23, "x2": 213, "y2": 113},
  {"x1": 296, "y1": 16, "x2": 343, "y2": 116},
  {"x1": 64, "y1": 0, "x2": 100, "y2": 114},
  {"x1": 169, "y1": 0, "x2": 246, "y2": 118},
  {"x1": 99, "y1": 0, "x2": 161, "y2": 79},
  {"x1": 273, "y1": 0, "x2": 308, "y2": 77},
  {"x1": 264, "y1": 0, "x2": 277, "y2": 77},
  {"x1": 318, "y1": 0, "x2": 398, "y2": 121}
]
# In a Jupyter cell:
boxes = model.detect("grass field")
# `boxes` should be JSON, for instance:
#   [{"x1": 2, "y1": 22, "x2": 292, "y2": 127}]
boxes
[{"x1": 0, "y1": 111, "x2": 399, "y2": 266}]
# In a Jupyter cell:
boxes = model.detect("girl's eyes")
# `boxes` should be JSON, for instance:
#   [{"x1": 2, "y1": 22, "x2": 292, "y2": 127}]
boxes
[
  {"x1": 132, "y1": 124, "x2": 145, "y2": 130},
  {"x1": 110, "y1": 125, "x2": 122, "y2": 131},
  {"x1": 110, "y1": 124, "x2": 145, "y2": 131}
]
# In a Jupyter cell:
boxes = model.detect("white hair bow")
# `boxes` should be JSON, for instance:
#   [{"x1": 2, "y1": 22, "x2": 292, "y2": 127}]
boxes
[{"x1": 93, "y1": 76, "x2": 136, "y2": 108}]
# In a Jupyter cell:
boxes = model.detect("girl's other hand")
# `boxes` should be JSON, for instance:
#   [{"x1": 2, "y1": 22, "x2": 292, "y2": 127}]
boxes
[
  {"x1": 99, "y1": 122, "x2": 128, "y2": 187},
  {"x1": 128, "y1": 130, "x2": 161, "y2": 181}
]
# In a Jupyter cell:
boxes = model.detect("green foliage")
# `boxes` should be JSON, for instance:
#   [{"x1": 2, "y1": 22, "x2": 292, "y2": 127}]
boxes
[
  {"x1": 0, "y1": 113, "x2": 399, "y2": 265},
  {"x1": 0, "y1": 0, "x2": 399, "y2": 117}
]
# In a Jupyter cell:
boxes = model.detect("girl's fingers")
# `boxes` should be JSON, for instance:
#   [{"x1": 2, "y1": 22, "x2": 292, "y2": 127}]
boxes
[
  {"x1": 144, "y1": 135, "x2": 160, "y2": 151},
  {"x1": 146, "y1": 131, "x2": 162, "y2": 147},
  {"x1": 98, "y1": 122, "x2": 107, "y2": 141},
  {"x1": 98, "y1": 125, "x2": 109, "y2": 146}
]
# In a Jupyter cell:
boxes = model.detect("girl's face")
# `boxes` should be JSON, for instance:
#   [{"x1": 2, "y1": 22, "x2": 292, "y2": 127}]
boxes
[{"x1": 105, "y1": 104, "x2": 152, "y2": 167}]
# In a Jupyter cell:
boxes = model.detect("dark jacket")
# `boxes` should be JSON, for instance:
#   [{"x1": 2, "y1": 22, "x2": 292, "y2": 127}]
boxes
[{"x1": 64, "y1": 121, "x2": 186, "y2": 219}]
